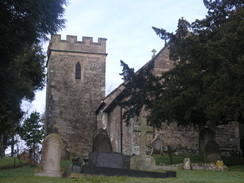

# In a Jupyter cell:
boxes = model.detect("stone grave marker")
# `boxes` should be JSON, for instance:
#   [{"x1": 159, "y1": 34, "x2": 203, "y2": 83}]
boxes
[
  {"x1": 92, "y1": 128, "x2": 112, "y2": 152},
  {"x1": 71, "y1": 157, "x2": 84, "y2": 173},
  {"x1": 130, "y1": 154, "x2": 156, "y2": 170},
  {"x1": 131, "y1": 118, "x2": 156, "y2": 170},
  {"x1": 88, "y1": 152, "x2": 130, "y2": 169},
  {"x1": 134, "y1": 118, "x2": 153, "y2": 156},
  {"x1": 82, "y1": 164, "x2": 177, "y2": 178},
  {"x1": 35, "y1": 134, "x2": 64, "y2": 177},
  {"x1": 61, "y1": 138, "x2": 70, "y2": 160},
  {"x1": 183, "y1": 158, "x2": 191, "y2": 170},
  {"x1": 150, "y1": 134, "x2": 163, "y2": 155},
  {"x1": 63, "y1": 157, "x2": 84, "y2": 177},
  {"x1": 204, "y1": 140, "x2": 221, "y2": 163},
  {"x1": 199, "y1": 128, "x2": 215, "y2": 156}
]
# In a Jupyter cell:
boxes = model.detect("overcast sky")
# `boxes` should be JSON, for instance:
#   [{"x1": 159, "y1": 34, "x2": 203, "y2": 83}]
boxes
[{"x1": 24, "y1": 0, "x2": 208, "y2": 115}]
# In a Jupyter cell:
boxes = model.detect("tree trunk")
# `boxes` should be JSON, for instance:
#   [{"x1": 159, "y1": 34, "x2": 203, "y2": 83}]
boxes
[
  {"x1": 0, "y1": 134, "x2": 3, "y2": 158},
  {"x1": 11, "y1": 133, "x2": 14, "y2": 157},
  {"x1": 167, "y1": 145, "x2": 173, "y2": 165}
]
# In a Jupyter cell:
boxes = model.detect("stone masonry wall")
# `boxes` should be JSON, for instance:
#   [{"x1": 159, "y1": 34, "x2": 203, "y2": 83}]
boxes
[
  {"x1": 155, "y1": 122, "x2": 199, "y2": 155},
  {"x1": 96, "y1": 44, "x2": 241, "y2": 157},
  {"x1": 45, "y1": 35, "x2": 107, "y2": 157},
  {"x1": 215, "y1": 122, "x2": 241, "y2": 156}
]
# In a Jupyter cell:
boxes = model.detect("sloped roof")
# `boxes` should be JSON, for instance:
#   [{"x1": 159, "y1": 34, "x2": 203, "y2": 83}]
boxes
[{"x1": 96, "y1": 44, "x2": 170, "y2": 114}]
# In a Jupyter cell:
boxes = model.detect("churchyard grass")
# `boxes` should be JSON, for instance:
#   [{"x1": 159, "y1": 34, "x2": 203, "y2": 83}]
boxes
[
  {"x1": 154, "y1": 155, "x2": 204, "y2": 165},
  {"x1": 153, "y1": 155, "x2": 244, "y2": 166},
  {"x1": 0, "y1": 166, "x2": 243, "y2": 183},
  {"x1": 0, "y1": 157, "x2": 243, "y2": 183},
  {"x1": 0, "y1": 157, "x2": 26, "y2": 168}
]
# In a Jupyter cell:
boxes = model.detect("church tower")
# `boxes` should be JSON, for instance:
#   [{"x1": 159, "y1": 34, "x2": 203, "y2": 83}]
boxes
[{"x1": 45, "y1": 35, "x2": 107, "y2": 157}]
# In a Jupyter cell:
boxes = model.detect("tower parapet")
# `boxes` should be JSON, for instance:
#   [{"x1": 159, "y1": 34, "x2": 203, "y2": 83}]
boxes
[{"x1": 48, "y1": 34, "x2": 107, "y2": 59}]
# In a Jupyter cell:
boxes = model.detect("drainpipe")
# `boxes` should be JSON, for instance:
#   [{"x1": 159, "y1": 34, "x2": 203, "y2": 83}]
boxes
[{"x1": 120, "y1": 106, "x2": 123, "y2": 153}]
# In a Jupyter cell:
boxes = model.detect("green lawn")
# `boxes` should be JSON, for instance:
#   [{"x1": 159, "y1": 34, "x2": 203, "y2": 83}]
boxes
[
  {"x1": 153, "y1": 155, "x2": 244, "y2": 166},
  {"x1": 0, "y1": 157, "x2": 27, "y2": 168},
  {"x1": 153, "y1": 155, "x2": 204, "y2": 165},
  {"x1": 0, "y1": 166, "x2": 243, "y2": 183},
  {"x1": 0, "y1": 156, "x2": 243, "y2": 183}
]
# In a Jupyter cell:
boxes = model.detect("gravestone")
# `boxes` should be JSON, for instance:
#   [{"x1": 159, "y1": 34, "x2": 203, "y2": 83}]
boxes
[
  {"x1": 131, "y1": 118, "x2": 156, "y2": 170},
  {"x1": 82, "y1": 165, "x2": 177, "y2": 178},
  {"x1": 150, "y1": 134, "x2": 163, "y2": 155},
  {"x1": 204, "y1": 140, "x2": 221, "y2": 163},
  {"x1": 199, "y1": 128, "x2": 215, "y2": 156},
  {"x1": 130, "y1": 154, "x2": 156, "y2": 170},
  {"x1": 92, "y1": 128, "x2": 112, "y2": 152},
  {"x1": 61, "y1": 138, "x2": 70, "y2": 160},
  {"x1": 71, "y1": 157, "x2": 84, "y2": 173},
  {"x1": 134, "y1": 118, "x2": 153, "y2": 156},
  {"x1": 183, "y1": 158, "x2": 191, "y2": 170},
  {"x1": 63, "y1": 157, "x2": 84, "y2": 177},
  {"x1": 88, "y1": 152, "x2": 130, "y2": 169},
  {"x1": 35, "y1": 134, "x2": 64, "y2": 177}
]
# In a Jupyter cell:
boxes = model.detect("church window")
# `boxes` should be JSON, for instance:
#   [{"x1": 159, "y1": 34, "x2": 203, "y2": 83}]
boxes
[{"x1": 75, "y1": 62, "x2": 81, "y2": 79}]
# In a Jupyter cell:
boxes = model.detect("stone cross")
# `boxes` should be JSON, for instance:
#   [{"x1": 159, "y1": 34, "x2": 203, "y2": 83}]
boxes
[
  {"x1": 134, "y1": 118, "x2": 153, "y2": 155},
  {"x1": 151, "y1": 49, "x2": 157, "y2": 58}
]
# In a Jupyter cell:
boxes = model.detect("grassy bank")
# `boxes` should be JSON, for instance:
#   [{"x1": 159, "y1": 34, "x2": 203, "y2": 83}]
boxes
[
  {"x1": 153, "y1": 155, "x2": 244, "y2": 166},
  {"x1": 0, "y1": 156, "x2": 243, "y2": 183},
  {"x1": 0, "y1": 166, "x2": 243, "y2": 183},
  {"x1": 0, "y1": 157, "x2": 27, "y2": 169}
]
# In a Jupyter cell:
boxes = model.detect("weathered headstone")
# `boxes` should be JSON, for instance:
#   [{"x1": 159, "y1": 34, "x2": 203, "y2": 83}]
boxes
[
  {"x1": 134, "y1": 118, "x2": 153, "y2": 156},
  {"x1": 35, "y1": 134, "x2": 64, "y2": 177},
  {"x1": 199, "y1": 128, "x2": 215, "y2": 156},
  {"x1": 63, "y1": 157, "x2": 84, "y2": 177},
  {"x1": 204, "y1": 140, "x2": 221, "y2": 163},
  {"x1": 183, "y1": 158, "x2": 191, "y2": 170},
  {"x1": 88, "y1": 152, "x2": 130, "y2": 169},
  {"x1": 82, "y1": 165, "x2": 177, "y2": 178},
  {"x1": 92, "y1": 128, "x2": 112, "y2": 152},
  {"x1": 61, "y1": 138, "x2": 70, "y2": 160},
  {"x1": 130, "y1": 154, "x2": 156, "y2": 170},
  {"x1": 150, "y1": 134, "x2": 163, "y2": 155},
  {"x1": 71, "y1": 157, "x2": 84, "y2": 173},
  {"x1": 132, "y1": 118, "x2": 156, "y2": 170}
]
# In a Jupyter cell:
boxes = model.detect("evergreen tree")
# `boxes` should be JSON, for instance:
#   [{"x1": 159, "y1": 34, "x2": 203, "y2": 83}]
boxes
[
  {"x1": 119, "y1": 60, "x2": 135, "y2": 81},
  {"x1": 121, "y1": 0, "x2": 244, "y2": 128},
  {"x1": 120, "y1": 60, "x2": 162, "y2": 126},
  {"x1": 19, "y1": 112, "x2": 44, "y2": 163},
  {"x1": 0, "y1": 0, "x2": 67, "y2": 151}
]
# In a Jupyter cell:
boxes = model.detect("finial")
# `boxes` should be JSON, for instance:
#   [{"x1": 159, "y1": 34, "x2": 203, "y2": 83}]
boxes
[{"x1": 151, "y1": 49, "x2": 157, "y2": 58}]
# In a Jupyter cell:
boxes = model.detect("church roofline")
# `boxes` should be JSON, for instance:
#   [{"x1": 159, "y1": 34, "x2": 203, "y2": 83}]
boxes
[{"x1": 98, "y1": 43, "x2": 170, "y2": 113}]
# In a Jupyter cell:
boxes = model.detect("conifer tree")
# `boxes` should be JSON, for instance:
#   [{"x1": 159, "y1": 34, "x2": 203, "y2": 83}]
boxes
[
  {"x1": 0, "y1": 0, "x2": 67, "y2": 153},
  {"x1": 19, "y1": 112, "x2": 44, "y2": 163},
  {"x1": 120, "y1": 0, "x2": 244, "y2": 128}
]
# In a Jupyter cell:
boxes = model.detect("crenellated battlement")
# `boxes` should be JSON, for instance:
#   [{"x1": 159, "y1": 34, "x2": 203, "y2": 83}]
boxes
[{"x1": 48, "y1": 34, "x2": 107, "y2": 58}]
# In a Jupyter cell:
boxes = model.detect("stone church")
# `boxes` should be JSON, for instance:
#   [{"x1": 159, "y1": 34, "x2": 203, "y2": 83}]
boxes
[{"x1": 45, "y1": 34, "x2": 242, "y2": 158}]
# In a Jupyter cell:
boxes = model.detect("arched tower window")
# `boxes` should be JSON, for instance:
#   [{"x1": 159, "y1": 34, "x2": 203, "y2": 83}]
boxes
[{"x1": 75, "y1": 62, "x2": 81, "y2": 79}]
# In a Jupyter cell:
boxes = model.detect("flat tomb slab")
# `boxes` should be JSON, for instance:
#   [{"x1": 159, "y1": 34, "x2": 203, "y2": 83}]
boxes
[
  {"x1": 88, "y1": 152, "x2": 130, "y2": 169},
  {"x1": 82, "y1": 165, "x2": 176, "y2": 179}
]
